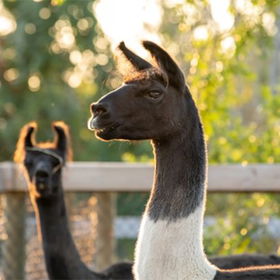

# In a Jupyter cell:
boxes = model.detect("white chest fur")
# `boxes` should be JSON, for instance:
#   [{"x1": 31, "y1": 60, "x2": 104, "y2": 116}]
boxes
[{"x1": 133, "y1": 205, "x2": 217, "y2": 280}]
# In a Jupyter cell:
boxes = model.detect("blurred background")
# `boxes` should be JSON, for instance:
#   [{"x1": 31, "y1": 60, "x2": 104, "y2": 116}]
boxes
[{"x1": 1, "y1": 0, "x2": 280, "y2": 279}]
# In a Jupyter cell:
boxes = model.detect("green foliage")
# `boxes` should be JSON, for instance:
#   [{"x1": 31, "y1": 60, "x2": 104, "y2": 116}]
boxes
[
  {"x1": 116, "y1": 238, "x2": 136, "y2": 260},
  {"x1": 0, "y1": 0, "x2": 150, "y2": 162},
  {"x1": 205, "y1": 193, "x2": 280, "y2": 255},
  {"x1": 0, "y1": 0, "x2": 95, "y2": 160}
]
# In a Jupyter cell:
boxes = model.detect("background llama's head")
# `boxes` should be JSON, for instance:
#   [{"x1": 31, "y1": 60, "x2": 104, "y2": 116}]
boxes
[{"x1": 14, "y1": 121, "x2": 72, "y2": 198}]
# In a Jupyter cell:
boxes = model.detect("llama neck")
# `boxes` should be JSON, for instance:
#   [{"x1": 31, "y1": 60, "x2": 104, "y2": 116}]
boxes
[
  {"x1": 32, "y1": 175, "x2": 99, "y2": 280},
  {"x1": 148, "y1": 119, "x2": 206, "y2": 221},
  {"x1": 134, "y1": 99, "x2": 216, "y2": 280}
]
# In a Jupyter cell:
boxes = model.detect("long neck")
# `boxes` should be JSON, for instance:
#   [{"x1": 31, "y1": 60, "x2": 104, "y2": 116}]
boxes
[
  {"x1": 148, "y1": 99, "x2": 206, "y2": 221},
  {"x1": 134, "y1": 97, "x2": 216, "y2": 280},
  {"x1": 31, "y1": 174, "x2": 100, "y2": 280}
]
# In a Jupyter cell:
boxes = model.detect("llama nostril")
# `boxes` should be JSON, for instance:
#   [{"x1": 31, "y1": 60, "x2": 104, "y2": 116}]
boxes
[{"x1": 91, "y1": 103, "x2": 108, "y2": 117}]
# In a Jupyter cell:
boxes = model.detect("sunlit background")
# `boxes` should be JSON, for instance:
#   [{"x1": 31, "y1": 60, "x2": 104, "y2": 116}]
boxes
[
  {"x1": 1, "y1": 0, "x2": 277, "y2": 89},
  {"x1": 1, "y1": 0, "x2": 280, "y2": 279},
  {"x1": 0, "y1": 0, "x2": 278, "y2": 90}
]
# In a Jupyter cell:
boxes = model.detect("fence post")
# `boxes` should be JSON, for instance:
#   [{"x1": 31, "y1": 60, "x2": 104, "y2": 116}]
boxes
[
  {"x1": 90, "y1": 192, "x2": 115, "y2": 271},
  {"x1": 2, "y1": 192, "x2": 26, "y2": 280}
]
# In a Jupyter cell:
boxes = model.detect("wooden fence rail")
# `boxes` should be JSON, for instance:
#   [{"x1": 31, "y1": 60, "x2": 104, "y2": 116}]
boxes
[
  {"x1": 0, "y1": 162, "x2": 280, "y2": 279},
  {"x1": 1, "y1": 162, "x2": 280, "y2": 192}
]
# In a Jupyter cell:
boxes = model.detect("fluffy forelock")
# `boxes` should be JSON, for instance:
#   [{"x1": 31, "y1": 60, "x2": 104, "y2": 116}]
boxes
[{"x1": 124, "y1": 67, "x2": 168, "y2": 86}]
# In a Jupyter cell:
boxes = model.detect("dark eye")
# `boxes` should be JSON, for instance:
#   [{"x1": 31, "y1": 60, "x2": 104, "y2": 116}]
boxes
[{"x1": 146, "y1": 91, "x2": 163, "y2": 100}]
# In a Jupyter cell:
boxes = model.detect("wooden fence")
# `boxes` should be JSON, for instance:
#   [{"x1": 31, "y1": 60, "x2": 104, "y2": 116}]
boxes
[
  {"x1": 1, "y1": 162, "x2": 280, "y2": 192},
  {"x1": 0, "y1": 162, "x2": 280, "y2": 279}
]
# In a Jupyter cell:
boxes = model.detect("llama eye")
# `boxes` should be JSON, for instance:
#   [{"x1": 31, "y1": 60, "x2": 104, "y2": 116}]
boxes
[{"x1": 146, "y1": 91, "x2": 162, "y2": 100}]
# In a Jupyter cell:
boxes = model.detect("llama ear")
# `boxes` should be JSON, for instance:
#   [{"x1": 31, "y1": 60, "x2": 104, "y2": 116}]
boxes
[
  {"x1": 142, "y1": 41, "x2": 185, "y2": 91},
  {"x1": 24, "y1": 123, "x2": 36, "y2": 148},
  {"x1": 118, "y1": 41, "x2": 152, "y2": 71},
  {"x1": 52, "y1": 121, "x2": 72, "y2": 161},
  {"x1": 53, "y1": 122, "x2": 68, "y2": 154},
  {"x1": 14, "y1": 122, "x2": 37, "y2": 163}
]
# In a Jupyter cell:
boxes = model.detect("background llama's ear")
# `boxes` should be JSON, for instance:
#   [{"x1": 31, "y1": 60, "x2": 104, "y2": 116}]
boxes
[
  {"x1": 24, "y1": 122, "x2": 36, "y2": 148},
  {"x1": 142, "y1": 41, "x2": 185, "y2": 91},
  {"x1": 118, "y1": 41, "x2": 152, "y2": 71},
  {"x1": 14, "y1": 122, "x2": 37, "y2": 163},
  {"x1": 52, "y1": 121, "x2": 73, "y2": 161}
]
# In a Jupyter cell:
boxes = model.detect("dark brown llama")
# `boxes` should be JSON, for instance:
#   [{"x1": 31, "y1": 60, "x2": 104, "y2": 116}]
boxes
[
  {"x1": 88, "y1": 41, "x2": 280, "y2": 280},
  {"x1": 14, "y1": 121, "x2": 133, "y2": 280}
]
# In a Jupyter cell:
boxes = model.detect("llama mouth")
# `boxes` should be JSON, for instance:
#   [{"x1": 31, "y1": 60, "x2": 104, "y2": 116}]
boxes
[
  {"x1": 38, "y1": 183, "x2": 46, "y2": 191},
  {"x1": 34, "y1": 181, "x2": 50, "y2": 196},
  {"x1": 88, "y1": 117, "x2": 120, "y2": 133},
  {"x1": 95, "y1": 123, "x2": 120, "y2": 134}
]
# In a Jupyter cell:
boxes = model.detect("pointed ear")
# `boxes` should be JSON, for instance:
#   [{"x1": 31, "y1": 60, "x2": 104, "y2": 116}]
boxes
[
  {"x1": 142, "y1": 41, "x2": 185, "y2": 91},
  {"x1": 118, "y1": 41, "x2": 152, "y2": 71},
  {"x1": 24, "y1": 122, "x2": 36, "y2": 148},
  {"x1": 14, "y1": 122, "x2": 37, "y2": 163},
  {"x1": 52, "y1": 121, "x2": 72, "y2": 161}
]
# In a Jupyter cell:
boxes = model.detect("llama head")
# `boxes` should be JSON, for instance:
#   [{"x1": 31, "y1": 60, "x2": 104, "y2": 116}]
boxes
[
  {"x1": 14, "y1": 121, "x2": 72, "y2": 198},
  {"x1": 88, "y1": 41, "x2": 194, "y2": 141}
]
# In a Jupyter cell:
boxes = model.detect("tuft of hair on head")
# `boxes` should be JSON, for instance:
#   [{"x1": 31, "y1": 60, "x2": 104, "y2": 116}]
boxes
[
  {"x1": 124, "y1": 67, "x2": 168, "y2": 87},
  {"x1": 117, "y1": 41, "x2": 168, "y2": 87},
  {"x1": 14, "y1": 122, "x2": 37, "y2": 164},
  {"x1": 52, "y1": 121, "x2": 73, "y2": 162}
]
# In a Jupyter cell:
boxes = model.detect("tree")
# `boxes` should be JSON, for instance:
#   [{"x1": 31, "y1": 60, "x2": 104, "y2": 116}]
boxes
[{"x1": 0, "y1": 0, "x2": 132, "y2": 161}]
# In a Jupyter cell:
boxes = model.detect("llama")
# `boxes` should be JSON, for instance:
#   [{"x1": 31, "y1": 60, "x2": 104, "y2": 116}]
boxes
[
  {"x1": 14, "y1": 121, "x2": 133, "y2": 280},
  {"x1": 88, "y1": 41, "x2": 280, "y2": 279}
]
